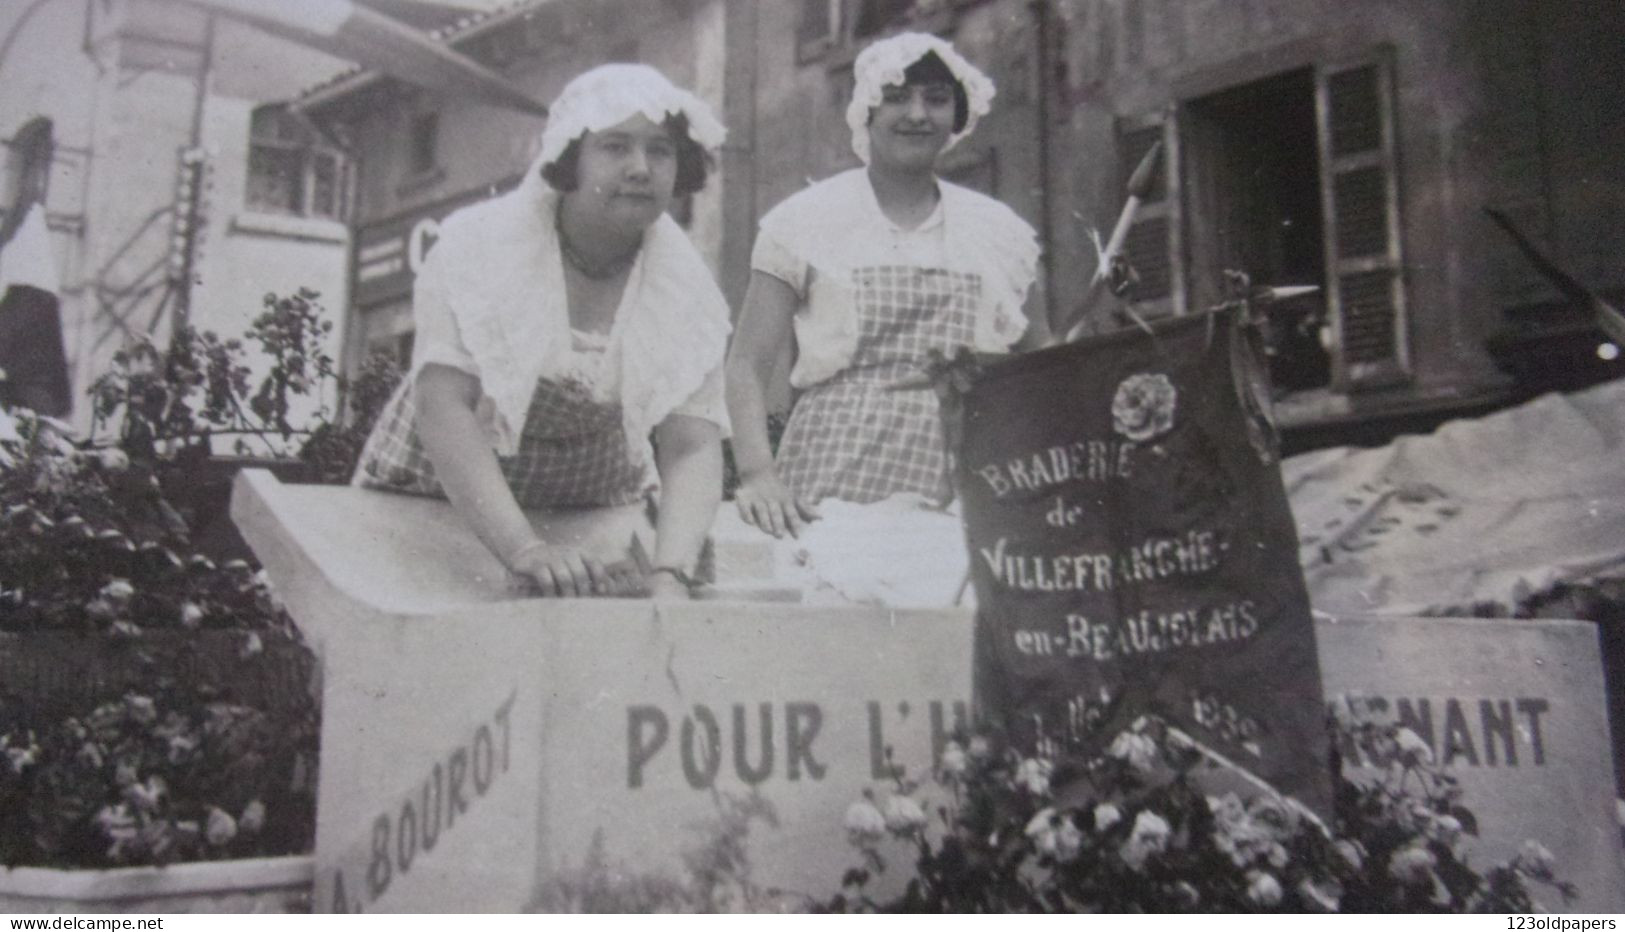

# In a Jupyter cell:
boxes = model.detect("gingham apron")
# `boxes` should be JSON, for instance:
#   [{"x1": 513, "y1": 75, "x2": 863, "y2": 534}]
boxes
[
  {"x1": 353, "y1": 337, "x2": 651, "y2": 509},
  {"x1": 777, "y1": 265, "x2": 980, "y2": 505}
]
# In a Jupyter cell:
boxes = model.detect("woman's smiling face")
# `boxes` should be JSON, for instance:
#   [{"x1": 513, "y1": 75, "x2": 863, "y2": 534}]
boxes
[
  {"x1": 571, "y1": 113, "x2": 679, "y2": 230},
  {"x1": 866, "y1": 81, "x2": 956, "y2": 171}
]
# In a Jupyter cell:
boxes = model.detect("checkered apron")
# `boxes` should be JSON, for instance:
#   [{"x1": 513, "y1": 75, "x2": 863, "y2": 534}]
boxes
[
  {"x1": 353, "y1": 368, "x2": 652, "y2": 510},
  {"x1": 777, "y1": 265, "x2": 981, "y2": 505}
]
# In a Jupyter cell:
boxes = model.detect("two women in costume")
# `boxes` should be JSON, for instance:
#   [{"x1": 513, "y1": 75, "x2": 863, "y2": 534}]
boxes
[{"x1": 355, "y1": 34, "x2": 1043, "y2": 597}]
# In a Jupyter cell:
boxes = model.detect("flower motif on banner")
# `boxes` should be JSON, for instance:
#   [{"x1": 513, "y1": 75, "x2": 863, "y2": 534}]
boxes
[{"x1": 1111, "y1": 372, "x2": 1177, "y2": 442}]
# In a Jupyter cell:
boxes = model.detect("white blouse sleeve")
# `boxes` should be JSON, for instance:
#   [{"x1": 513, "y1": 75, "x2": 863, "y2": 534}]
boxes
[
  {"x1": 668, "y1": 359, "x2": 731, "y2": 438},
  {"x1": 409, "y1": 252, "x2": 479, "y2": 375},
  {"x1": 749, "y1": 224, "x2": 809, "y2": 301}
]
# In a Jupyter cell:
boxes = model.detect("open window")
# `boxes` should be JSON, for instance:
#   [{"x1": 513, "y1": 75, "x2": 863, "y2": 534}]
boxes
[{"x1": 1172, "y1": 48, "x2": 1408, "y2": 397}]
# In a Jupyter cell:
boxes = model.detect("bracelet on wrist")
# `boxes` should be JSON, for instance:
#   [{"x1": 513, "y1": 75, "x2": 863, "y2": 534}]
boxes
[
  {"x1": 504, "y1": 539, "x2": 549, "y2": 571},
  {"x1": 650, "y1": 565, "x2": 699, "y2": 592}
]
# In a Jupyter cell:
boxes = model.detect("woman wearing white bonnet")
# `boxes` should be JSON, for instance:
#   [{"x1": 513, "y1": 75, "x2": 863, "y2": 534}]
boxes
[
  {"x1": 353, "y1": 63, "x2": 731, "y2": 600},
  {"x1": 725, "y1": 32, "x2": 1048, "y2": 539}
]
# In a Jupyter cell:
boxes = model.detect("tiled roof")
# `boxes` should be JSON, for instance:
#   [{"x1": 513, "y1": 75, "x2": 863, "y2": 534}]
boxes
[{"x1": 292, "y1": 0, "x2": 554, "y2": 109}]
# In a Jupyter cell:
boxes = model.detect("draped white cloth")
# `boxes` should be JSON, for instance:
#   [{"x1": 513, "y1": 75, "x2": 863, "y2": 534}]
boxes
[{"x1": 408, "y1": 64, "x2": 731, "y2": 458}]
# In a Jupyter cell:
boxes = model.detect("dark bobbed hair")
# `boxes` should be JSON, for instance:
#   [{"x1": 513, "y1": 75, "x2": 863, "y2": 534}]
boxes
[
  {"x1": 2, "y1": 117, "x2": 54, "y2": 248},
  {"x1": 901, "y1": 51, "x2": 969, "y2": 133},
  {"x1": 539, "y1": 112, "x2": 710, "y2": 197}
]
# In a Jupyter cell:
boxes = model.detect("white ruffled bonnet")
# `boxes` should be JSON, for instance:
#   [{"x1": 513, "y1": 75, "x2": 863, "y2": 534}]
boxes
[
  {"x1": 533, "y1": 63, "x2": 727, "y2": 183},
  {"x1": 415, "y1": 63, "x2": 733, "y2": 460},
  {"x1": 845, "y1": 32, "x2": 996, "y2": 165}
]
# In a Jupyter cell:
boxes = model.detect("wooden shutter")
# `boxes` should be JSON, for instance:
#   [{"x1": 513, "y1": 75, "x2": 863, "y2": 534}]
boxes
[
  {"x1": 1315, "y1": 52, "x2": 1410, "y2": 389},
  {"x1": 1116, "y1": 109, "x2": 1184, "y2": 318}
]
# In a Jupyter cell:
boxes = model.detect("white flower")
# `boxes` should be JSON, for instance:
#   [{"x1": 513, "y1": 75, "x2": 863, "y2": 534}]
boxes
[
  {"x1": 1107, "y1": 731, "x2": 1159, "y2": 773},
  {"x1": 1093, "y1": 802, "x2": 1122, "y2": 832},
  {"x1": 240, "y1": 631, "x2": 263, "y2": 658},
  {"x1": 124, "y1": 694, "x2": 157, "y2": 725},
  {"x1": 1394, "y1": 728, "x2": 1434, "y2": 766},
  {"x1": 166, "y1": 733, "x2": 198, "y2": 764},
  {"x1": 1015, "y1": 758, "x2": 1052, "y2": 796},
  {"x1": 1025, "y1": 808, "x2": 1058, "y2": 857},
  {"x1": 75, "y1": 742, "x2": 105, "y2": 769},
  {"x1": 1517, "y1": 840, "x2": 1557, "y2": 878},
  {"x1": 1430, "y1": 813, "x2": 1463, "y2": 846},
  {"x1": 967, "y1": 736, "x2": 990, "y2": 758},
  {"x1": 1111, "y1": 372, "x2": 1178, "y2": 441},
  {"x1": 1387, "y1": 844, "x2": 1437, "y2": 885},
  {"x1": 1170, "y1": 881, "x2": 1201, "y2": 909},
  {"x1": 1245, "y1": 870, "x2": 1283, "y2": 907},
  {"x1": 95, "y1": 803, "x2": 136, "y2": 833},
  {"x1": 113, "y1": 759, "x2": 139, "y2": 788},
  {"x1": 1246, "y1": 795, "x2": 1298, "y2": 837},
  {"x1": 206, "y1": 807, "x2": 238, "y2": 847},
  {"x1": 882, "y1": 795, "x2": 927, "y2": 834},
  {"x1": 939, "y1": 742, "x2": 967, "y2": 777},
  {"x1": 1298, "y1": 878, "x2": 1341, "y2": 913},
  {"x1": 844, "y1": 800, "x2": 886, "y2": 845},
  {"x1": 94, "y1": 448, "x2": 130, "y2": 472},
  {"x1": 1054, "y1": 816, "x2": 1084, "y2": 862},
  {"x1": 100, "y1": 578, "x2": 135, "y2": 603},
  {"x1": 124, "y1": 775, "x2": 166, "y2": 814},
  {"x1": 1131, "y1": 810, "x2": 1170, "y2": 842},
  {"x1": 1118, "y1": 810, "x2": 1171, "y2": 871},
  {"x1": 179, "y1": 602, "x2": 206, "y2": 629},
  {"x1": 1207, "y1": 793, "x2": 1247, "y2": 825},
  {"x1": 239, "y1": 800, "x2": 267, "y2": 834},
  {"x1": 6, "y1": 744, "x2": 38, "y2": 774},
  {"x1": 1334, "y1": 839, "x2": 1365, "y2": 872}
]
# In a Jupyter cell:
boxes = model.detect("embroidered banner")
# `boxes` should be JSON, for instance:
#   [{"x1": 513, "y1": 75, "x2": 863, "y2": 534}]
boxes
[{"x1": 958, "y1": 308, "x2": 1331, "y2": 812}]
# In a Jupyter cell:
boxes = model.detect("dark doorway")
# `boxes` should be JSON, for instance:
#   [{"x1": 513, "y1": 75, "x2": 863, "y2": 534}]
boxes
[{"x1": 1184, "y1": 68, "x2": 1331, "y2": 393}]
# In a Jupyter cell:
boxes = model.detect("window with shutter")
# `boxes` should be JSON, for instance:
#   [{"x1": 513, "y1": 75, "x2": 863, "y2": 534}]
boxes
[
  {"x1": 1315, "y1": 53, "x2": 1410, "y2": 389},
  {"x1": 1115, "y1": 112, "x2": 1183, "y2": 318}
]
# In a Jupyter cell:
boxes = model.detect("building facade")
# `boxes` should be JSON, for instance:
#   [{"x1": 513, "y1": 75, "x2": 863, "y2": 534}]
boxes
[
  {"x1": 0, "y1": 0, "x2": 354, "y2": 433},
  {"x1": 302, "y1": 0, "x2": 1624, "y2": 444}
]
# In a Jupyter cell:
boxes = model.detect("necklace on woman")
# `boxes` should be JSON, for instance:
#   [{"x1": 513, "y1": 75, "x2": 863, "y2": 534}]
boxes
[{"x1": 556, "y1": 209, "x2": 641, "y2": 281}]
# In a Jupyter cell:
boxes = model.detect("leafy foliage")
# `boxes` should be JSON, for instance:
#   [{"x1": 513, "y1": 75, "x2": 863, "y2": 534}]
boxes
[
  {"x1": 0, "y1": 289, "x2": 369, "y2": 868},
  {"x1": 532, "y1": 793, "x2": 804, "y2": 913},
  {"x1": 822, "y1": 708, "x2": 1573, "y2": 913},
  {"x1": 1, "y1": 689, "x2": 317, "y2": 868}
]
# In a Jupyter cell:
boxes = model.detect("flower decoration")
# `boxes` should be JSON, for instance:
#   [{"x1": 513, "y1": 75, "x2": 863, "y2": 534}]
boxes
[
  {"x1": 1110, "y1": 372, "x2": 1178, "y2": 442},
  {"x1": 844, "y1": 800, "x2": 886, "y2": 846},
  {"x1": 823, "y1": 711, "x2": 1574, "y2": 913}
]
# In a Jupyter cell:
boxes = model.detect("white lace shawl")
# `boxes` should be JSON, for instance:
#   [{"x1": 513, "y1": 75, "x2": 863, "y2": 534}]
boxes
[
  {"x1": 410, "y1": 63, "x2": 731, "y2": 459},
  {"x1": 412, "y1": 177, "x2": 731, "y2": 460},
  {"x1": 845, "y1": 32, "x2": 996, "y2": 165}
]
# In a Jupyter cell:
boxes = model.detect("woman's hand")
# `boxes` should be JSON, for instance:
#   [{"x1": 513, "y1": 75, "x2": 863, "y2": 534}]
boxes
[
  {"x1": 507, "y1": 540, "x2": 615, "y2": 598},
  {"x1": 734, "y1": 469, "x2": 820, "y2": 539}
]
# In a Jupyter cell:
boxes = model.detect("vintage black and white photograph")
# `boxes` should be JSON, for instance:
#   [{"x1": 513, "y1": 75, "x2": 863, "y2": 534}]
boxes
[{"x1": 1, "y1": 0, "x2": 1622, "y2": 917}]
